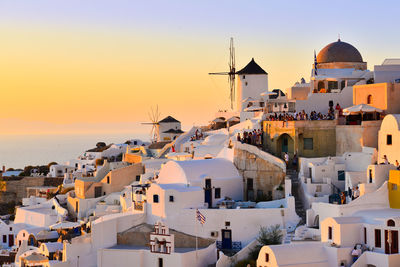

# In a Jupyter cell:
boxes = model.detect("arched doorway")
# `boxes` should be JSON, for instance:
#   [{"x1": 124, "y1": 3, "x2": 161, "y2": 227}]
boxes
[
  {"x1": 276, "y1": 134, "x2": 294, "y2": 158},
  {"x1": 318, "y1": 81, "x2": 325, "y2": 91},
  {"x1": 367, "y1": 95, "x2": 372, "y2": 104}
]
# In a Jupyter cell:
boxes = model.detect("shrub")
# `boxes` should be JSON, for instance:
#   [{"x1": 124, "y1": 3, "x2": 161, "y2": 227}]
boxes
[{"x1": 248, "y1": 225, "x2": 283, "y2": 261}]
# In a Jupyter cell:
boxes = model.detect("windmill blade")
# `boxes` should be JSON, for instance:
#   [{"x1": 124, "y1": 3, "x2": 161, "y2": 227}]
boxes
[{"x1": 209, "y1": 72, "x2": 230, "y2": 75}]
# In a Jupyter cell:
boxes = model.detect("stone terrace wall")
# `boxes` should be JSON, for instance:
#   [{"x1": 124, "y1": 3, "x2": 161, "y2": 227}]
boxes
[
  {"x1": 233, "y1": 142, "x2": 286, "y2": 201},
  {"x1": 1, "y1": 177, "x2": 64, "y2": 204}
]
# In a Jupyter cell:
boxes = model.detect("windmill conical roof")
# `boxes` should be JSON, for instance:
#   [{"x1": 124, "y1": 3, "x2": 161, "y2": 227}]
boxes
[{"x1": 236, "y1": 58, "x2": 267, "y2": 75}]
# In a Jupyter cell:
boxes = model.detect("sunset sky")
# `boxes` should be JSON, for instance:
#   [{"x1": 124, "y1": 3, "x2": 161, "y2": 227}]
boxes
[{"x1": 1, "y1": 0, "x2": 400, "y2": 134}]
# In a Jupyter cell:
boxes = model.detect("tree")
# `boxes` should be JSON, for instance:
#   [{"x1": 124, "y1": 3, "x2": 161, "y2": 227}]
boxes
[
  {"x1": 47, "y1": 162, "x2": 58, "y2": 168},
  {"x1": 96, "y1": 142, "x2": 106, "y2": 148},
  {"x1": 248, "y1": 225, "x2": 283, "y2": 261}
]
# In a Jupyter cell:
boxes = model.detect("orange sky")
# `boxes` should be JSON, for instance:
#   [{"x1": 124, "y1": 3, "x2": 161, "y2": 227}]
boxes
[{"x1": 1, "y1": 1, "x2": 399, "y2": 134}]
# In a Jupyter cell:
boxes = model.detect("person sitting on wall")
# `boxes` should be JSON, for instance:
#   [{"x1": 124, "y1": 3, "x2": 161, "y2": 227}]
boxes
[
  {"x1": 383, "y1": 155, "x2": 389, "y2": 165},
  {"x1": 351, "y1": 245, "x2": 361, "y2": 263}
]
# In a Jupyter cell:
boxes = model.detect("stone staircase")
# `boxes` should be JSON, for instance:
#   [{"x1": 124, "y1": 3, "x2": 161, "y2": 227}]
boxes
[{"x1": 287, "y1": 169, "x2": 306, "y2": 225}]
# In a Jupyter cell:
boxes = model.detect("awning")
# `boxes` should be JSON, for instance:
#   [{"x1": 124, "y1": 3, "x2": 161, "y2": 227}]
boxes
[{"x1": 343, "y1": 104, "x2": 383, "y2": 115}]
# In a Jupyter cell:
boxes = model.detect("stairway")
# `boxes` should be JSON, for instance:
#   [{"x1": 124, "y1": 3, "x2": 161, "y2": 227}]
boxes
[{"x1": 287, "y1": 169, "x2": 306, "y2": 225}]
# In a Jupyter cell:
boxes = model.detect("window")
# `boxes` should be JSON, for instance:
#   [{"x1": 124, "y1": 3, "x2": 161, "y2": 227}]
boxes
[
  {"x1": 245, "y1": 82, "x2": 248, "y2": 86},
  {"x1": 225, "y1": 221, "x2": 230, "y2": 227},
  {"x1": 215, "y1": 188, "x2": 221, "y2": 199},
  {"x1": 107, "y1": 176, "x2": 110, "y2": 184},
  {"x1": 387, "y1": 219, "x2": 395, "y2": 227},
  {"x1": 153, "y1": 194, "x2": 159, "y2": 203},
  {"x1": 364, "y1": 227, "x2": 367, "y2": 244},
  {"x1": 328, "y1": 81, "x2": 338, "y2": 90},
  {"x1": 387, "y1": 135, "x2": 392, "y2": 145},
  {"x1": 265, "y1": 253, "x2": 269, "y2": 262},
  {"x1": 338, "y1": 170, "x2": 345, "y2": 181},
  {"x1": 341, "y1": 80, "x2": 346, "y2": 89},
  {"x1": 303, "y1": 138, "x2": 313, "y2": 150},
  {"x1": 136, "y1": 175, "x2": 140, "y2": 182},
  {"x1": 169, "y1": 195, "x2": 174, "y2": 202},
  {"x1": 367, "y1": 94, "x2": 372, "y2": 104},
  {"x1": 242, "y1": 75, "x2": 245, "y2": 79},
  {"x1": 375, "y1": 229, "x2": 381, "y2": 247},
  {"x1": 316, "y1": 185, "x2": 322, "y2": 192},
  {"x1": 328, "y1": 226, "x2": 332, "y2": 240},
  {"x1": 2, "y1": 235, "x2": 6, "y2": 243},
  {"x1": 247, "y1": 179, "x2": 254, "y2": 190},
  {"x1": 158, "y1": 258, "x2": 163, "y2": 267}
]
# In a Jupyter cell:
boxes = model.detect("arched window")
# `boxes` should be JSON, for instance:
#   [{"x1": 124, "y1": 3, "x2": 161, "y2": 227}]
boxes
[
  {"x1": 387, "y1": 219, "x2": 395, "y2": 227},
  {"x1": 318, "y1": 81, "x2": 324, "y2": 91},
  {"x1": 367, "y1": 95, "x2": 372, "y2": 104}
]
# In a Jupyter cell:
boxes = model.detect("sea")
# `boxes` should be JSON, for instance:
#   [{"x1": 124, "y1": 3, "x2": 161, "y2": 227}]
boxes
[{"x1": 0, "y1": 133, "x2": 149, "y2": 169}]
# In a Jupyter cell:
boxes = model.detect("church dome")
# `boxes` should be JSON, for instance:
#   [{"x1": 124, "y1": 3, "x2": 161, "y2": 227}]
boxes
[{"x1": 317, "y1": 39, "x2": 363, "y2": 63}]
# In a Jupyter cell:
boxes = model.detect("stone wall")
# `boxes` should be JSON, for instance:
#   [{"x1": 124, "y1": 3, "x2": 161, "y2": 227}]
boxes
[
  {"x1": 336, "y1": 120, "x2": 381, "y2": 156},
  {"x1": 0, "y1": 176, "x2": 64, "y2": 204},
  {"x1": 233, "y1": 142, "x2": 286, "y2": 201},
  {"x1": 117, "y1": 223, "x2": 214, "y2": 248}
]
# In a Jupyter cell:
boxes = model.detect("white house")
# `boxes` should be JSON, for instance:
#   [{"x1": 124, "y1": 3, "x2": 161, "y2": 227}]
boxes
[
  {"x1": 156, "y1": 158, "x2": 243, "y2": 207},
  {"x1": 298, "y1": 148, "x2": 375, "y2": 209},
  {"x1": 378, "y1": 114, "x2": 400, "y2": 165},
  {"x1": 14, "y1": 199, "x2": 68, "y2": 228}
]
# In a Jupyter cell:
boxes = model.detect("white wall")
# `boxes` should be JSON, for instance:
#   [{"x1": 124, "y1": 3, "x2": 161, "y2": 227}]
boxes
[
  {"x1": 98, "y1": 243, "x2": 217, "y2": 267},
  {"x1": 237, "y1": 74, "x2": 268, "y2": 112},
  {"x1": 295, "y1": 86, "x2": 353, "y2": 114},
  {"x1": 147, "y1": 201, "x2": 299, "y2": 247}
]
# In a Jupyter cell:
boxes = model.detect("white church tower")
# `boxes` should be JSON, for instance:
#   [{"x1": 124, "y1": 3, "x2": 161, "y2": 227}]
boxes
[{"x1": 236, "y1": 58, "x2": 268, "y2": 112}]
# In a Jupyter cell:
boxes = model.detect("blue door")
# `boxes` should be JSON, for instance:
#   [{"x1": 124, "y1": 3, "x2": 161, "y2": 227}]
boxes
[
  {"x1": 282, "y1": 136, "x2": 288, "y2": 153},
  {"x1": 204, "y1": 179, "x2": 212, "y2": 208},
  {"x1": 221, "y1": 229, "x2": 232, "y2": 249}
]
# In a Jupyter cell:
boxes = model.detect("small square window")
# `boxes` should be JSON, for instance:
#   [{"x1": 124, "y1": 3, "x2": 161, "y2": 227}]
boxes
[
  {"x1": 225, "y1": 221, "x2": 230, "y2": 227},
  {"x1": 169, "y1": 195, "x2": 174, "y2": 202},
  {"x1": 338, "y1": 170, "x2": 345, "y2": 181},
  {"x1": 304, "y1": 138, "x2": 313, "y2": 150},
  {"x1": 215, "y1": 188, "x2": 221, "y2": 199},
  {"x1": 153, "y1": 195, "x2": 159, "y2": 203},
  {"x1": 387, "y1": 135, "x2": 392, "y2": 145}
]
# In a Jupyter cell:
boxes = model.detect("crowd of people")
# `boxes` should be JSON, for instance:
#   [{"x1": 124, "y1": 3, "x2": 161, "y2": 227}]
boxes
[
  {"x1": 265, "y1": 103, "x2": 343, "y2": 122},
  {"x1": 237, "y1": 129, "x2": 263, "y2": 147}
]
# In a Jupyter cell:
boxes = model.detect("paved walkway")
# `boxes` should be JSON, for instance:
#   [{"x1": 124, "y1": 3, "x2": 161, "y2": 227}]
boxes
[{"x1": 287, "y1": 168, "x2": 306, "y2": 225}]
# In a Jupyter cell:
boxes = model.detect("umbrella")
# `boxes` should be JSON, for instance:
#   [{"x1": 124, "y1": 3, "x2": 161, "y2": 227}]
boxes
[
  {"x1": 342, "y1": 104, "x2": 382, "y2": 115},
  {"x1": 244, "y1": 106, "x2": 264, "y2": 112},
  {"x1": 227, "y1": 116, "x2": 240, "y2": 122},
  {"x1": 211, "y1": 117, "x2": 225, "y2": 123},
  {"x1": 260, "y1": 91, "x2": 277, "y2": 97},
  {"x1": 242, "y1": 97, "x2": 254, "y2": 103}
]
